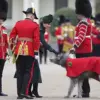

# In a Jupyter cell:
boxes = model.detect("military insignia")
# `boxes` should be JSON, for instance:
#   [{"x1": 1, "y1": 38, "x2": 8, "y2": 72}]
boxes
[{"x1": 68, "y1": 62, "x2": 72, "y2": 67}]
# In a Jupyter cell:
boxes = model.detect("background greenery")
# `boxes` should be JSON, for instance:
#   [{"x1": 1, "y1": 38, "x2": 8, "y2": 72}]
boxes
[{"x1": 96, "y1": 0, "x2": 100, "y2": 14}]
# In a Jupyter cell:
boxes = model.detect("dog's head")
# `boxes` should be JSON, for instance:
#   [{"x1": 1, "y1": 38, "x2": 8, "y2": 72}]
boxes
[{"x1": 50, "y1": 52, "x2": 76, "y2": 68}]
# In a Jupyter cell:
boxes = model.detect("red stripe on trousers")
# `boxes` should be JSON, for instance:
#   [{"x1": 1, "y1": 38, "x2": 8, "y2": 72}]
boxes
[{"x1": 25, "y1": 62, "x2": 34, "y2": 95}]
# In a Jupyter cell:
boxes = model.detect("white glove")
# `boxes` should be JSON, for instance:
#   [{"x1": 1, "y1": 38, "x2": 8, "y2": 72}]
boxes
[
  {"x1": 57, "y1": 35, "x2": 64, "y2": 40},
  {"x1": 64, "y1": 33, "x2": 68, "y2": 38},
  {"x1": 34, "y1": 52, "x2": 39, "y2": 60},
  {"x1": 35, "y1": 55, "x2": 39, "y2": 59}
]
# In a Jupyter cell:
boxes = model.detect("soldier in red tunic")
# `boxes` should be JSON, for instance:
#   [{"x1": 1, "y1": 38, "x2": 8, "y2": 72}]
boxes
[
  {"x1": 9, "y1": 8, "x2": 40, "y2": 99},
  {"x1": 70, "y1": 0, "x2": 92, "y2": 98},
  {"x1": 0, "y1": 0, "x2": 8, "y2": 96},
  {"x1": 55, "y1": 15, "x2": 65, "y2": 53}
]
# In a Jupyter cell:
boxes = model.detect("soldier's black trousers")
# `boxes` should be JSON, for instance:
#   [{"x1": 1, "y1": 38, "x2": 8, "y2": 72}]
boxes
[
  {"x1": 16, "y1": 55, "x2": 34, "y2": 96},
  {"x1": 58, "y1": 44, "x2": 63, "y2": 53},
  {"x1": 0, "y1": 59, "x2": 5, "y2": 93},
  {"x1": 76, "y1": 53, "x2": 92, "y2": 95}
]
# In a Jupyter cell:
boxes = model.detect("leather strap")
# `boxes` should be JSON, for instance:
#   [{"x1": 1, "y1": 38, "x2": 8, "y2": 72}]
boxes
[{"x1": 18, "y1": 37, "x2": 33, "y2": 42}]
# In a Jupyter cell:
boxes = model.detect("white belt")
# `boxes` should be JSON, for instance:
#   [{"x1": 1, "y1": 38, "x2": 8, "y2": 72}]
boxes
[
  {"x1": 74, "y1": 35, "x2": 91, "y2": 39},
  {"x1": 92, "y1": 34, "x2": 97, "y2": 38}
]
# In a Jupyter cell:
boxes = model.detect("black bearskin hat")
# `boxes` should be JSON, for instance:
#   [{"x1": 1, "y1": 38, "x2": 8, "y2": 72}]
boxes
[
  {"x1": 0, "y1": 0, "x2": 8, "y2": 21},
  {"x1": 95, "y1": 13, "x2": 100, "y2": 25},
  {"x1": 75, "y1": 0, "x2": 92, "y2": 18},
  {"x1": 58, "y1": 15, "x2": 65, "y2": 25}
]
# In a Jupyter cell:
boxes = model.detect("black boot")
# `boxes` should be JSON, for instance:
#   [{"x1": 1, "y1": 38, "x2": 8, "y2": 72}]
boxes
[
  {"x1": 0, "y1": 78, "x2": 8, "y2": 96},
  {"x1": 17, "y1": 94, "x2": 33, "y2": 99},
  {"x1": 28, "y1": 83, "x2": 34, "y2": 97},
  {"x1": 32, "y1": 83, "x2": 42, "y2": 98}
]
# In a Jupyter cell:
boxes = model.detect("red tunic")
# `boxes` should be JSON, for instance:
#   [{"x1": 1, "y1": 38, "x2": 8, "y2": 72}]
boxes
[
  {"x1": 10, "y1": 19, "x2": 40, "y2": 57},
  {"x1": 74, "y1": 18, "x2": 92, "y2": 53},
  {"x1": 44, "y1": 31, "x2": 49, "y2": 43},
  {"x1": 92, "y1": 26, "x2": 100, "y2": 44},
  {"x1": 0, "y1": 26, "x2": 8, "y2": 59},
  {"x1": 55, "y1": 27, "x2": 64, "y2": 44},
  {"x1": 66, "y1": 57, "x2": 100, "y2": 77}
]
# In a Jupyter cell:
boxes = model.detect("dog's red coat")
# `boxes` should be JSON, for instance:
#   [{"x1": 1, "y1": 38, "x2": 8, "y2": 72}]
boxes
[{"x1": 66, "y1": 57, "x2": 100, "y2": 77}]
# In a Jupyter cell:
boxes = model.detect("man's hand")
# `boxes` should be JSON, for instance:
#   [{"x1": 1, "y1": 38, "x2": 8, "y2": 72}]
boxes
[
  {"x1": 70, "y1": 47, "x2": 75, "y2": 54},
  {"x1": 34, "y1": 52, "x2": 39, "y2": 59}
]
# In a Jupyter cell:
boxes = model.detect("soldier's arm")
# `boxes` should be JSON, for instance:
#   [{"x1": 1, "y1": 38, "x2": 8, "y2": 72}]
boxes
[
  {"x1": 74, "y1": 21, "x2": 88, "y2": 48},
  {"x1": 3, "y1": 27, "x2": 8, "y2": 48},
  {"x1": 9, "y1": 24, "x2": 18, "y2": 50},
  {"x1": 55, "y1": 28, "x2": 64, "y2": 40},
  {"x1": 40, "y1": 29, "x2": 53, "y2": 52},
  {"x1": 33, "y1": 25, "x2": 40, "y2": 52},
  {"x1": 92, "y1": 26, "x2": 100, "y2": 35}
]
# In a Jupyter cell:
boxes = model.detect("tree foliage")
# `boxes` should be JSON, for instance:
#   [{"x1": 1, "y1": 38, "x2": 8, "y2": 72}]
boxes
[{"x1": 96, "y1": 0, "x2": 100, "y2": 14}]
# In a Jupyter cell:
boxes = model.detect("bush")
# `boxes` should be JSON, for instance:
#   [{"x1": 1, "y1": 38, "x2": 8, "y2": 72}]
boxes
[
  {"x1": 96, "y1": 0, "x2": 100, "y2": 14},
  {"x1": 50, "y1": 7, "x2": 77, "y2": 36}
]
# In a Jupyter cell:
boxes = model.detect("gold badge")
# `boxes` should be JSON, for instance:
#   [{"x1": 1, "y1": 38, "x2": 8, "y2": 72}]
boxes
[{"x1": 68, "y1": 62, "x2": 72, "y2": 67}]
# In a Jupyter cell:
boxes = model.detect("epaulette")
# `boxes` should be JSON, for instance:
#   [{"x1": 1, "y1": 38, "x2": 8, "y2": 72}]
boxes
[{"x1": 79, "y1": 19, "x2": 88, "y2": 25}]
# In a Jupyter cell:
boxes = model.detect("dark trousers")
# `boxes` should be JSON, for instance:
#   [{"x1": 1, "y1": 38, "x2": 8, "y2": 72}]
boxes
[
  {"x1": 58, "y1": 44, "x2": 63, "y2": 53},
  {"x1": 39, "y1": 46, "x2": 48, "y2": 64},
  {"x1": 0, "y1": 59, "x2": 5, "y2": 93},
  {"x1": 16, "y1": 55, "x2": 34, "y2": 96},
  {"x1": 92, "y1": 44, "x2": 100, "y2": 56},
  {"x1": 76, "y1": 53, "x2": 91, "y2": 95},
  {"x1": 28, "y1": 59, "x2": 42, "y2": 95}
]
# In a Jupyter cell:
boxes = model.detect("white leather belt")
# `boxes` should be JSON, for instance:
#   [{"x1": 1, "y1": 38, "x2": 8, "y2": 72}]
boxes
[
  {"x1": 74, "y1": 35, "x2": 91, "y2": 39},
  {"x1": 92, "y1": 34, "x2": 97, "y2": 38}
]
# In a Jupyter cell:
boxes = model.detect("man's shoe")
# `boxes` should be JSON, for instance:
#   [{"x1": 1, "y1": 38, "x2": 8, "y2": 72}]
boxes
[
  {"x1": 17, "y1": 96, "x2": 24, "y2": 99},
  {"x1": 18, "y1": 94, "x2": 33, "y2": 99},
  {"x1": 82, "y1": 94, "x2": 90, "y2": 98},
  {"x1": 32, "y1": 92, "x2": 43, "y2": 98},
  {"x1": 29, "y1": 92, "x2": 35, "y2": 97},
  {"x1": 0, "y1": 93, "x2": 8, "y2": 96},
  {"x1": 24, "y1": 95, "x2": 33, "y2": 99}
]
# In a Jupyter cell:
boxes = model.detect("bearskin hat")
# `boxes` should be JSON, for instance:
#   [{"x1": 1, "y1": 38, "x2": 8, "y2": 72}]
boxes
[
  {"x1": 75, "y1": 0, "x2": 92, "y2": 18},
  {"x1": 0, "y1": 0, "x2": 8, "y2": 21},
  {"x1": 58, "y1": 15, "x2": 65, "y2": 25},
  {"x1": 95, "y1": 13, "x2": 100, "y2": 25}
]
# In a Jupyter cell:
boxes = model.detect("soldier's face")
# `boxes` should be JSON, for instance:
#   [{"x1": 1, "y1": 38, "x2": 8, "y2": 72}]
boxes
[
  {"x1": 77, "y1": 14, "x2": 85, "y2": 21},
  {"x1": 0, "y1": 19, "x2": 4, "y2": 25},
  {"x1": 64, "y1": 22, "x2": 71, "y2": 26}
]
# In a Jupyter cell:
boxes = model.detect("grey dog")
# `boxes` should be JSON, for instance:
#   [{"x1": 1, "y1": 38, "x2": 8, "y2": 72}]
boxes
[{"x1": 50, "y1": 53, "x2": 100, "y2": 98}]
